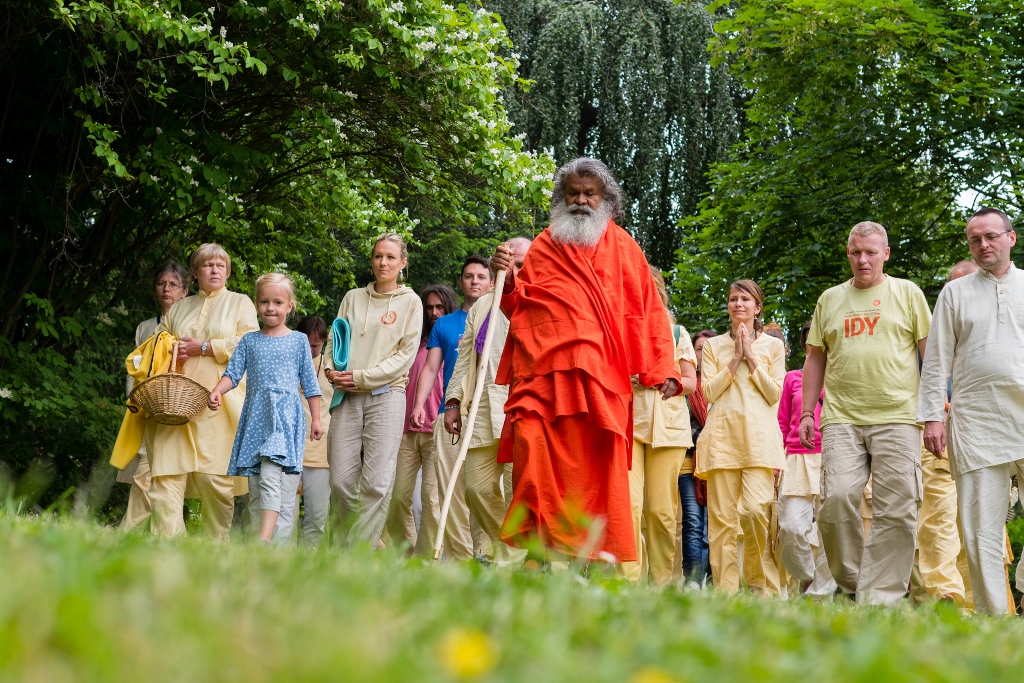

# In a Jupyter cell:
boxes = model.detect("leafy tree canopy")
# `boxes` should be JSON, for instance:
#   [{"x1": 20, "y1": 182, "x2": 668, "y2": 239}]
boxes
[
  {"x1": 675, "y1": 0, "x2": 1024, "y2": 340},
  {"x1": 0, "y1": 0, "x2": 553, "y2": 504},
  {"x1": 485, "y1": 0, "x2": 739, "y2": 268}
]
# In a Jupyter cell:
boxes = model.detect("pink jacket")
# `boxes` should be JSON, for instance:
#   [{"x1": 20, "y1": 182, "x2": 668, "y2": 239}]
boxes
[{"x1": 777, "y1": 369, "x2": 822, "y2": 455}]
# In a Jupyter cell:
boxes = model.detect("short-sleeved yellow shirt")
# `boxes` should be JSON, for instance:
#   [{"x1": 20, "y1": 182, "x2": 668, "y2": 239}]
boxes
[{"x1": 808, "y1": 276, "x2": 931, "y2": 427}]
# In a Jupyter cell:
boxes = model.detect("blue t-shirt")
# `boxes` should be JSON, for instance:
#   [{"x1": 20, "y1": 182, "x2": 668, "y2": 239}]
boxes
[{"x1": 427, "y1": 308, "x2": 468, "y2": 412}]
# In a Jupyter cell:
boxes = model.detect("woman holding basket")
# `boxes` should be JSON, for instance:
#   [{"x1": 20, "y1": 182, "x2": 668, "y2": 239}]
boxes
[{"x1": 146, "y1": 243, "x2": 259, "y2": 539}]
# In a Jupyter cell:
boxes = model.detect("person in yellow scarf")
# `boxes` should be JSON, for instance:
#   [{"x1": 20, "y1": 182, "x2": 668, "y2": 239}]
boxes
[{"x1": 115, "y1": 262, "x2": 190, "y2": 530}]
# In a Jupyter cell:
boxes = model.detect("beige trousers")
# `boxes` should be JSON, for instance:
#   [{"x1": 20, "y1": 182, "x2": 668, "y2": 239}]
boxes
[
  {"x1": 623, "y1": 441, "x2": 686, "y2": 586},
  {"x1": 328, "y1": 389, "x2": 406, "y2": 546},
  {"x1": 386, "y1": 431, "x2": 441, "y2": 556},
  {"x1": 706, "y1": 467, "x2": 779, "y2": 595},
  {"x1": 909, "y1": 446, "x2": 964, "y2": 604},
  {"x1": 954, "y1": 459, "x2": 1024, "y2": 616},
  {"x1": 464, "y1": 441, "x2": 527, "y2": 566},
  {"x1": 777, "y1": 494, "x2": 837, "y2": 596},
  {"x1": 119, "y1": 450, "x2": 153, "y2": 531},
  {"x1": 819, "y1": 423, "x2": 921, "y2": 606},
  {"x1": 149, "y1": 472, "x2": 235, "y2": 540},
  {"x1": 433, "y1": 415, "x2": 476, "y2": 560}
]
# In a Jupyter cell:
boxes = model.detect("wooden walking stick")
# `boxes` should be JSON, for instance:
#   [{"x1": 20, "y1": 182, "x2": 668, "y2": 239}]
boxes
[{"x1": 433, "y1": 265, "x2": 508, "y2": 560}]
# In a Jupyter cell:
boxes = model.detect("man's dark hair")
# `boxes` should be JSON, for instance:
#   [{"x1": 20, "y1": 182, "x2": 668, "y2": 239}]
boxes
[
  {"x1": 296, "y1": 315, "x2": 328, "y2": 342},
  {"x1": 693, "y1": 329, "x2": 717, "y2": 345},
  {"x1": 969, "y1": 207, "x2": 1013, "y2": 232},
  {"x1": 461, "y1": 254, "x2": 492, "y2": 278},
  {"x1": 420, "y1": 284, "x2": 458, "y2": 342}
]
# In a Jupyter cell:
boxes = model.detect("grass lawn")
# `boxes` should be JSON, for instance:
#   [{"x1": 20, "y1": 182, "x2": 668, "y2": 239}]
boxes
[{"x1": 1, "y1": 516, "x2": 1023, "y2": 683}]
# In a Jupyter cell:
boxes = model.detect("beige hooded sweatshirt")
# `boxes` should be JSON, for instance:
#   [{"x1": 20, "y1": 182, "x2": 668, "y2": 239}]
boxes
[{"x1": 326, "y1": 282, "x2": 422, "y2": 391}]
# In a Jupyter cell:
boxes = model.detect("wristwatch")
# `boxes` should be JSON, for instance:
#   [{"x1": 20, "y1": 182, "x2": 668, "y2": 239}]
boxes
[{"x1": 201, "y1": 341, "x2": 209, "y2": 357}]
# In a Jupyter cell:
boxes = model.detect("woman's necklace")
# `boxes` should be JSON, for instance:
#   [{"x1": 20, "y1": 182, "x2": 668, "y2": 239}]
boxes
[{"x1": 728, "y1": 328, "x2": 758, "y2": 341}]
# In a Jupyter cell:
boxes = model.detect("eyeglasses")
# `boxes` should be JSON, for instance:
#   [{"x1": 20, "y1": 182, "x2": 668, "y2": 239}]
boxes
[
  {"x1": 967, "y1": 230, "x2": 1011, "y2": 247},
  {"x1": 156, "y1": 280, "x2": 184, "y2": 290}
]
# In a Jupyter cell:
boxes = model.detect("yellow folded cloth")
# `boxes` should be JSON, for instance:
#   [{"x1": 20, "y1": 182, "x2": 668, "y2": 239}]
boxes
[{"x1": 110, "y1": 332, "x2": 177, "y2": 469}]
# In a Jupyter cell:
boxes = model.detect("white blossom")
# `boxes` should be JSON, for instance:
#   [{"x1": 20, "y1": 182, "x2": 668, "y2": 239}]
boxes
[
  {"x1": 451, "y1": 135, "x2": 459, "y2": 143},
  {"x1": 97, "y1": 312, "x2": 115, "y2": 326},
  {"x1": 389, "y1": 1, "x2": 405, "y2": 12},
  {"x1": 225, "y1": 41, "x2": 234, "y2": 48},
  {"x1": 190, "y1": 156, "x2": 199, "y2": 163},
  {"x1": 416, "y1": 41, "x2": 436, "y2": 51},
  {"x1": 181, "y1": 165, "x2": 193, "y2": 174},
  {"x1": 191, "y1": 179, "x2": 200, "y2": 187},
  {"x1": 155, "y1": 126, "x2": 163, "y2": 134},
  {"x1": 207, "y1": 6, "x2": 215, "y2": 14},
  {"x1": 0, "y1": 388, "x2": 13, "y2": 400},
  {"x1": 296, "y1": 12, "x2": 304, "y2": 21},
  {"x1": 309, "y1": 23, "x2": 319, "y2": 32},
  {"x1": 258, "y1": 5, "x2": 268, "y2": 13},
  {"x1": 343, "y1": 91, "x2": 358, "y2": 99}
]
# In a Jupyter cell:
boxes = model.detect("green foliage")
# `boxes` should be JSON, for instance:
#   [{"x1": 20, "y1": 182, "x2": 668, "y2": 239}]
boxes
[
  {"x1": 485, "y1": 0, "x2": 739, "y2": 268},
  {"x1": 674, "y1": 0, "x2": 1024, "y2": 342},
  {"x1": 0, "y1": 0, "x2": 553, "y2": 504},
  {"x1": 2, "y1": 516, "x2": 1024, "y2": 681}
]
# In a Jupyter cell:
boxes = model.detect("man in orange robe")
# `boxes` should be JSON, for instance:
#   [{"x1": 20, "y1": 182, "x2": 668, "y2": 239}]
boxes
[{"x1": 491, "y1": 157, "x2": 681, "y2": 563}]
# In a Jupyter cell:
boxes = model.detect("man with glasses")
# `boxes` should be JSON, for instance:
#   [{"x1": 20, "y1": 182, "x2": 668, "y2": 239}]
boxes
[{"x1": 920, "y1": 207, "x2": 1024, "y2": 616}]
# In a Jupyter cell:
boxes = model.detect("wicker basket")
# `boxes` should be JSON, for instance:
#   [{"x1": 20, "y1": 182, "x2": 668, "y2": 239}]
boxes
[{"x1": 129, "y1": 342, "x2": 211, "y2": 425}]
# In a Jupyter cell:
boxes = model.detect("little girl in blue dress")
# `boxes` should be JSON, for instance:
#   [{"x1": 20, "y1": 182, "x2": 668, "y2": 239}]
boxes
[{"x1": 208, "y1": 272, "x2": 324, "y2": 543}]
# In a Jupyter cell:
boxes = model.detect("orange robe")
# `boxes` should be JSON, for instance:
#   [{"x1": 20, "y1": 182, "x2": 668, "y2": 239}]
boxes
[{"x1": 496, "y1": 220, "x2": 680, "y2": 561}]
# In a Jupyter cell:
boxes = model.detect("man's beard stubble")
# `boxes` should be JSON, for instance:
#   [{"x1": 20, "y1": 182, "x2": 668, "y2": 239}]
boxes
[{"x1": 549, "y1": 201, "x2": 611, "y2": 249}]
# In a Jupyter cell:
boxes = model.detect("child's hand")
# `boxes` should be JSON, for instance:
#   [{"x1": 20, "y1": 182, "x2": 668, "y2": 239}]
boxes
[
  {"x1": 310, "y1": 419, "x2": 324, "y2": 441},
  {"x1": 208, "y1": 390, "x2": 222, "y2": 411}
]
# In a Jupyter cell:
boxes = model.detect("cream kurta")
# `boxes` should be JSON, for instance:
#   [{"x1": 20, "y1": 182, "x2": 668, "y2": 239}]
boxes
[
  {"x1": 919, "y1": 264, "x2": 1024, "y2": 476},
  {"x1": 146, "y1": 288, "x2": 259, "y2": 477},
  {"x1": 695, "y1": 333, "x2": 786, "y2": 476},
  {"x1": 633, "y1": 326, "x2": 697, "y2": 448},
  {"x1": 446, "y1": 292, "x2": 507, "y2": 449},
  {"x1": 302, "y1": 357, "x2": 334, "y2": 468}
]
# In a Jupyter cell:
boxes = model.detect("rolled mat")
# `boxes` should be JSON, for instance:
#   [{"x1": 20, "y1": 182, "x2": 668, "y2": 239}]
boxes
[{"x1": 330, "y1": 317, "x2": 351, "y2": 412}]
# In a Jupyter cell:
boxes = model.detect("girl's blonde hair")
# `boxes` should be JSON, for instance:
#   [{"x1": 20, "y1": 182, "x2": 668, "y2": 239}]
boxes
[
  {"x1": 255, "y1": 272, "x2": 296, "y2": 304},
  {"x1": 190, "y1": 243, "x2": 232, "y2": 279}
]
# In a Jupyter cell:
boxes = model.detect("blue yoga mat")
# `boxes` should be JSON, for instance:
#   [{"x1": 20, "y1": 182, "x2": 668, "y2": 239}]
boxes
[{"x1": 329, "y1": 317, "x2": 351, "y2": 413}]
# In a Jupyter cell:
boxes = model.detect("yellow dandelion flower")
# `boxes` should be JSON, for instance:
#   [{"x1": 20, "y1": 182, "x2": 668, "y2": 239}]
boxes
[
  {"x1": 438, "y1": 627, "x2": 497, "y2": 680},
  {"x1": 630, "y1": 666, "x2": 681, "y2": 683}
]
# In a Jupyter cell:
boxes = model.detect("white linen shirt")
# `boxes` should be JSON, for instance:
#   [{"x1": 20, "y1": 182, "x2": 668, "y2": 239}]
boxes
[{"x1": 918, "y1": 263, "x2": 1024, "y2": 476}]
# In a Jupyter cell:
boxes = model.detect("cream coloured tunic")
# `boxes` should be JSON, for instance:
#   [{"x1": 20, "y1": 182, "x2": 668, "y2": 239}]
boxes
[
  {"x1": 918, "y1": 264, "x2": 1024, "y2": 477},
  {"x1": 146, "y1": 288, "x2": 259, "y2": 477},
  {"x1": 446, "y1": 292, "x2": 508, "y2": 449},
  {"x1": 695, "y1": 332, "x2": 786, "y2": 476},
  {"x1": 633, "y1": 326, "x2": 698, "y2": 449},
  {"x1": 302, "y1": 356, "x2": 334, "y2": 468}
]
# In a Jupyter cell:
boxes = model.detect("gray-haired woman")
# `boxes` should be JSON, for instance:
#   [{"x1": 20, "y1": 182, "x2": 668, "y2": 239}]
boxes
[{"x1": 118, "y1": 261, "x2": 190, "y2": 530}]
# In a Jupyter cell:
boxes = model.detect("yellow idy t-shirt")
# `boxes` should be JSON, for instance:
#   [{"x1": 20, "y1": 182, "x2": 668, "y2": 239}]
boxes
[{"x1": 808, "y1": 276, "x2": 931, "y2": 427}]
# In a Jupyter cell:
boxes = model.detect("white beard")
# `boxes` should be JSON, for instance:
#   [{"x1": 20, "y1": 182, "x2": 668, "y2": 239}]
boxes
[{"x1": 549, "y1": 201, "x2": 611, "y2": 249}]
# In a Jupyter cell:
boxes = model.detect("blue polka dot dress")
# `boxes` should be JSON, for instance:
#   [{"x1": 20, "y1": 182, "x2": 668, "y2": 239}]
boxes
[{"x1": 224, "y1": 331, "x2": 322, "y2": 476}]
